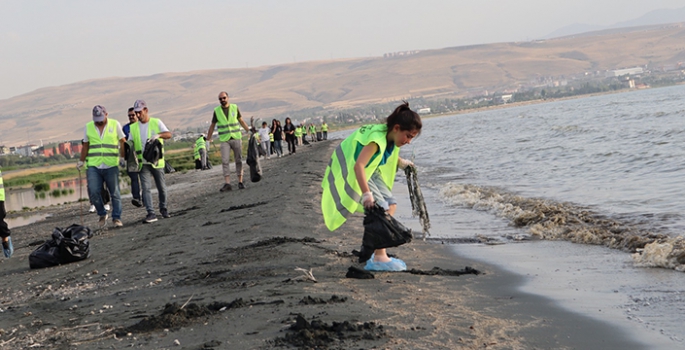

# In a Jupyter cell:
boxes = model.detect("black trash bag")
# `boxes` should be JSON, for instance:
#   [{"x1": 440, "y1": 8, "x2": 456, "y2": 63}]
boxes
[
  {"x1": 358, "y1": 203, "x2": 413, "y2": 263},
  {"x1": 143, "y1": 139, "x2": 163, "y2": 166},
  {"x1": 164, "y1": 161, "x2": 175, "y2": 174},
  {"x1": 29, "y1": 224, "x2": 93, "y2": 269},
  {"x1": 246, "y1": 133, "x2": 262, "y2": 182},
  {"x1": 195, "y1": 159, "x2": 202, "y2": 170}
]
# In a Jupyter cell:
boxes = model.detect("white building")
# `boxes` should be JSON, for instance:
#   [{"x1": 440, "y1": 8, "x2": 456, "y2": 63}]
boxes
[
  {"x1": 417, "y1": 108, "x2": 431, "y2": 115},
  {"x1": 606, "y1": 67, "x2": 643, "y2": 77}
]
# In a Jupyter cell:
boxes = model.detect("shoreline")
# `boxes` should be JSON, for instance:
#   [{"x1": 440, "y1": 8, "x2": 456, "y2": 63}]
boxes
[{"x1": 0, "y1": 140, "x2": 646, "y2": 349}]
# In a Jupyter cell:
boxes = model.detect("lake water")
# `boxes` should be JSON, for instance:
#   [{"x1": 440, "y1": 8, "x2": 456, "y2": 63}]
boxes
[{"x1": 334, "y1": 85, "x2": 685, "y2": 348}]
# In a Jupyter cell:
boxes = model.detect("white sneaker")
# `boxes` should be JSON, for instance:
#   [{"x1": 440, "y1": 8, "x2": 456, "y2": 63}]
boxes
[
  {"x1": 104, "y1": 204, "x2": 111, "y2": 211},
  {"x1": 89, "y1": 205, "x2": 96, "y2": 213}
]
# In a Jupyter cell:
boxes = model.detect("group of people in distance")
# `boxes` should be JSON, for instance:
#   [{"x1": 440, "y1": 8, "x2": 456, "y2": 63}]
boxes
[{"x1": 252, "y1": 119, "x2": 329, "y2": 160}]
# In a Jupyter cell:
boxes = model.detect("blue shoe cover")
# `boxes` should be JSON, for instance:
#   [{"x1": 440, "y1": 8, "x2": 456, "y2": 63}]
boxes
[
  {"x1": 364, "y1": 255, "x2": 407, "y2": 272},
  {"x1": 2, "y1": 237, "x2": 13, "y2": 258}
]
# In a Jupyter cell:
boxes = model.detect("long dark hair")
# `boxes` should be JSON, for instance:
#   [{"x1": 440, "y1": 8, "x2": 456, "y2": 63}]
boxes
[
  {"x1": 387, "y1": 102, "x2": 422, "y2": 133},
  {"x1": 285, "y1": 117, "x2": 292, "y2": 124}
]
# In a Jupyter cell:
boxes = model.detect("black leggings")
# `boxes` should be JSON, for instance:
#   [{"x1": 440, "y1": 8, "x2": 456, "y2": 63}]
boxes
[{"x1": 286, "y1": 135, "x2": 296, "y2": 154}]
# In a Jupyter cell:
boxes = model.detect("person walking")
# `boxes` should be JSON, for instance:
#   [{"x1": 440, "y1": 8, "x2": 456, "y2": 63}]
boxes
[
  {"x1": 309, "y1": 123, "x2": 317, "y2": 143},
  {"x1": 129, "y1": 99, "x2": 172, "y2": 223},
  {"x1": 271, "y1": 119, "x2": 283, "y2": 158},
  {"x1": 123, "y1": 107, "x2": 142, "y2": 207},
  {"x1": 194, "y1": 134, "x2": 208, "y2": 170},
  {"x1": 295, "y1": 124, "x2": 303, "y2": 146},
  {"x1": 1, "y1": 169, "x2": 12, "y2": 258},
  {"x1": 206, "y1": 91, "x2": 251, "y2": 192},
  {"x1": 283, "y1": 118, "x2": 296, "y2": 154},
  {"x1": 321, "y1": 121, "x2": 328, "y2": 140},
  {"x1": 258, "y1": 121, "x2": 271, "y2": 160},
  {"x1": 321, "y1": 102, "x2": 421, "y2": 271},
  {"x1": 77, "y1": 105, "x2": 126, "y2": 228}
]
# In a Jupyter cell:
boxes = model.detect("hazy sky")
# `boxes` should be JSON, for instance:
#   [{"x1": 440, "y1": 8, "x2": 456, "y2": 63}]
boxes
[{"x1": 2, "y1": 0, "x2": 685, "y2": 100}]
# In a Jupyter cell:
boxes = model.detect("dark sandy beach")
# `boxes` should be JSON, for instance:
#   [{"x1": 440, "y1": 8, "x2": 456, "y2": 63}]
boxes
[{"x1": 0, "y1": 140, "x2": 645, "y2": 349}]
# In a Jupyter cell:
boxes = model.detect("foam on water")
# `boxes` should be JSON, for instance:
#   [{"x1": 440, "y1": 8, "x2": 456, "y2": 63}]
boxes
[{"x1": 439, "y1": 182, "x2": 685, "y2": 272}]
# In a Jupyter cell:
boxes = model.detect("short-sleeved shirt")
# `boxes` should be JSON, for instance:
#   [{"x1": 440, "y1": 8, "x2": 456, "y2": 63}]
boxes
[{"x1": 82, "y1": 119, "x2": 126, "y2": 169}]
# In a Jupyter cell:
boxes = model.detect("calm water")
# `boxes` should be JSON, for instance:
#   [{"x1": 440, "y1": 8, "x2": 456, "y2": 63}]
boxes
[{"x1": 335, "y1": 85, "x2": 685, "y2": 348}]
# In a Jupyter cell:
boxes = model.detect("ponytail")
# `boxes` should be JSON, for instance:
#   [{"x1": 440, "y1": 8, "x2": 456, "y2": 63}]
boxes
[{"x1": 386, "y1": 101, "x2": 422, "y2": 133}]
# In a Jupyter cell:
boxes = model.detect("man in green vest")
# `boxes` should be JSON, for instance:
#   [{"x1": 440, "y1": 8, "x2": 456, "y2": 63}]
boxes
[
  {"x1": 206, "y1": 91, "x2": 250, "y2": 192},
  {"x1": 321, "y1": 122, "x2": 328, "y2": 140},
  {"x1": 0, "y1": 168, "x2": 12, "y2": 258},
  {"x1": 194, "y1": 134, "x2": 208, "y2": 170},
  {"x1": 131, "y1": 99, "x2": 172, "y2": 223},
  {"x1": 77, "y1": 105, "x2": 126, "y2": 228},
  {"x1": 309, "y1": 124, "x2": 317, "y2": 143},
  {"x1": 295, "y1": 125, "x2": 303, "y2": 145}
]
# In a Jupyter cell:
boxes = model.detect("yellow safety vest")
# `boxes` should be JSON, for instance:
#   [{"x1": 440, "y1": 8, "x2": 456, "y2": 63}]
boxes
[
  {"x1": 214, "y1": 104, "x2": 241, "y2": 142},
  {"x1": 0, "y1": 170, "x2": 5, "y2": 202},
  {"x1": 320, "y1": 124, "x2": 399, "y2": 231},
  {"x1": 86, "y1": 119, "x2": 120, "y2": 168},
  {"x1": 194, "y1": 137, "x2": 206, "y2": 160},
  {"x1": 130, "y1": 118, "x2": 165, "y2": 169},
  {"x1": 269, "y1": 133, "x2": 274, "y2": 142},
  {"x1": 309, "y1": 125, "x2": 316, "y2": 134},
  {"x1": 295, "y1": 127, "x2": 303, "y2": 137},
  {"x1": 321, "y1": 123, "x2": 328, "y2": 132}
]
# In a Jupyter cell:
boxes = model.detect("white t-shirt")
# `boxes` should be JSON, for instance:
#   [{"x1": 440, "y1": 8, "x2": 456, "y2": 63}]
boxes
[
  {"x1": 82, "y1": 119, "x2": 126, "y2": 169},
  {"x1": 127, "y1": 118, "x2": 170, "y2": 165},
  {"x1": 258, "y1": 127, "x2": 270, "y2": 142}
]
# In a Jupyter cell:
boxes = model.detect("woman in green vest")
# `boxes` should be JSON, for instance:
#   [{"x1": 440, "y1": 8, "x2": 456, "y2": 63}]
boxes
[
  {"x1": 0, "y1": 169, "x2": 12, "y2": 258},
  {"x1": 321, "y1": 122, "x2": 328, "y2": 140},
  {"x1": 321, "y1": 102, "x2": 421, "y2": 271}
]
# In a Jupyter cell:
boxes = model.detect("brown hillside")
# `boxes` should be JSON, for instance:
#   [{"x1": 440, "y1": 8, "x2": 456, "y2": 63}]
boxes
[{"x1": 1, "y1": 23, "x2": 684, "y2": 146}]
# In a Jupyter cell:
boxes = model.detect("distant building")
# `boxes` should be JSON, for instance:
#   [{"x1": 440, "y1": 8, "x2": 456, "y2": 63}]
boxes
[
  {"x1": 606, "y1": 67, "x2": 643, "y2": 77},
  {"x1": 58, "y1": 142, "x2": 72, "y2": 156},
  {"x1": 417, "y1": 108, "x2": 431, "y2": 115},
  {"x1": 41, "y1": 147, "x2": 54, "y2": 157},
  {"x1": 70, "y1": 140, "x2": 83, "y2": 155}
]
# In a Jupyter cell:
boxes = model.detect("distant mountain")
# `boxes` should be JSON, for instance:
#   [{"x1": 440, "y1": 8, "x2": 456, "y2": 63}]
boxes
[
  {"x1": 544, "y1": 6, "x2": 685, "y2": 39},
  {"x1": 2, "y1": 23, "x2": 685, "y2": 146}
]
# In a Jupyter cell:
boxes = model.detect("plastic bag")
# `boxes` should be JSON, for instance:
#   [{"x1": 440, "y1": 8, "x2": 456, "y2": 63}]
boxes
[
  {"x1": 358, "y1": 204, "x2": 413, "y2": 263},
  {"x1": 246, "y1": 133, "x2": 262, "y2": 182},
  {"x1": 29, "y1": 224, "x2": 93, "y2": 269}
]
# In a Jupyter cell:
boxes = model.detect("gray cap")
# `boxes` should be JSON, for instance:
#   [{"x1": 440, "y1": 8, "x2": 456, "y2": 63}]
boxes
[
  {"x1": 133, "y1": 99, "x2": 147, "y2": 112},
  {"x1": 92, "y1": 105, "x2": 107, "y2": 122}
]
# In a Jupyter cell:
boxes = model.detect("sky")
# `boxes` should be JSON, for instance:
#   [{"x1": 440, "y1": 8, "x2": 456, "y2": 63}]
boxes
[{"x1": 2, "y1": 0, "x2": 685, "y2": 100}]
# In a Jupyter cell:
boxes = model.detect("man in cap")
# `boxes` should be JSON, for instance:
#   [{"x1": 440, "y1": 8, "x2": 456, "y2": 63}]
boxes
[
  {"x1": 206, "y1": 91, "x2": 250, "y2": 192},
  {"x1": 77, "y1": 105, "x2": 126, "y2": 228},
  {"x1": 129, "y1": 99, "x2": 172, "y2": 223},
  {"x1": 122, "y1": 107, "x2": 142, "y2": 207}
]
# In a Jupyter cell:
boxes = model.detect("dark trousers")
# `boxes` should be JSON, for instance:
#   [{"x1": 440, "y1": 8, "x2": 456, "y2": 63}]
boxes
[
  {"x1": 128, "y1": 171, "x2": 141, "y2": 200},
  {"x1": 0, "y1": 201, "x2": 10, "y2": 239},
  {"x1": 286, "y1": 135, "x2": 296, "y2": 154}
]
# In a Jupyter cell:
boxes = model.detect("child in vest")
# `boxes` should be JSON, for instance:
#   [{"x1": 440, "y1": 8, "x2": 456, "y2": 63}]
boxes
[{"x1": 321, "y1": 102, "x2": 421, "y2": 271}]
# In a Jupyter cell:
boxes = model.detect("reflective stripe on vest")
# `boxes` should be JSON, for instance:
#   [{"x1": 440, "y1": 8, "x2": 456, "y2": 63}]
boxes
[
  {"x1": 0, "y1": 170, "x2": 4, "y2": 202},
  {"x1": 320, "y1": 124, "x2": 399, "y2": 231},
  {"x1": 214, "y1": 104, "x2": 241, "y2": 142},
  {"x1": 130, "y1": 118, "x2": 165, "y2": 169},
  {"x1": 86, "y1": 119, "x2": 120, "y2": 168}
]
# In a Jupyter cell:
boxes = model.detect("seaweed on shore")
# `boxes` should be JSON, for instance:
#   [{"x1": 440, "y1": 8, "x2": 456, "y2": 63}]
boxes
[{"x1": 272, "y1": 314, "x2": 386, "y2": 349}]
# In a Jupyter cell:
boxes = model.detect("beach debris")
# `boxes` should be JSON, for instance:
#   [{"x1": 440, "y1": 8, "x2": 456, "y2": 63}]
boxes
[
  {"x1": 299, "y1": 295, "x2": 347, "y2": 305},
  {"x1": 273, "y1": 314, "x2": 386, "y2": 348},
  {"x1": 345, "y1": 266, "x2": 374, "y2": 279},
  {"x1": 405, "y1": 165, "x2": 431, "y2": 239},
  {"x1": 404, "y1": 266, "x2": 481, "y2": 276},
  {"x1": 288, "y1": 267, "x2": 317, "y2": 283},
  {"x1": 173, "y1": 339, "x2": 181, "y2": 346}
]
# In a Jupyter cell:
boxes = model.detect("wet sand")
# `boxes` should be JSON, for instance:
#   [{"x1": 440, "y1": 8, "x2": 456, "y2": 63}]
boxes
[{"x1": 0, "y1": 140, "x2": 646, "y2": 349}]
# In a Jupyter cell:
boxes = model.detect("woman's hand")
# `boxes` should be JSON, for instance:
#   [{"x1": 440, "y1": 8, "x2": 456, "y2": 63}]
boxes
[{"x1": 362, "y1": 191, "x2": 375, "y2": 209}]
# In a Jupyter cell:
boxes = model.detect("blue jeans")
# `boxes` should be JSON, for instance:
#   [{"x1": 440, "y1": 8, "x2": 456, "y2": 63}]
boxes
[
  {"x1": 127, "y1": 171, "x2": 141, "y2": 201},
  {"x1": 365, "y1": 171, "x2": 397, "y2": 211},
  {"x1": 273, "y1": 140, "x2": 283, "y2": 156},
  {"x1": 140, "y1": 164, "x2": 167, "y2": 214},
  {"x1": 86, "y1": 166, "x2": 122, "y2": 219}
]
